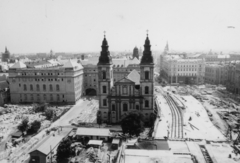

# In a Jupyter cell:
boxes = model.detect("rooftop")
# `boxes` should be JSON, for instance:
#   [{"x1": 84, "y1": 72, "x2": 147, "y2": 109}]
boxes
[
  {"x1": 127, "y1": 69, "x2": 140, "y2": 85},
  {"x1": 88, "y1": 140, "x2": 103, "y2": 146},
  {"x1": 124, "y1": 149, "x2": 193, "y2": 163},
  {"x1": 76, "y1": 128, "x2": 110, "y2": 137},
  {"x1": 30, "y1": 135, "x2": 64, "y2": 156},
  {"x1": 62, "y1": 60, "x2": 83, "y2": 70},
  {"x1": 10, "y1": 62, "x2": 27, "y2": 69},
  {"x1": 127, "y1": 140, "x2": 169, "y2": 150}
]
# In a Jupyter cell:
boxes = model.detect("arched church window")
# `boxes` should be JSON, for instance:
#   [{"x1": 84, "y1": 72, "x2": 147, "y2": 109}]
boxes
[
  {"x1": 145, "y1": 100, "x2": 149, "y2": 107},
  {"x1": 145, "y1": 86, "x2": 149, "y2": 94},
  {"x1": 136, "y1": 105, "x2": 139, "y2": 110},
  {"x1": 103, "y1": 99, "x2": 107, "y2": 106},
  {"x1": 103, "y1": 86, "x2": 107, "y2": 93},
  {"x1": 145, "y1": 71, "x2": 149, "y2": 80},
  {"x1": 112, "y1": 104, "x2": 115, "y2": 111},
  {"x1": 103, "y1": 71, "x2": 106, "y2": 79},
  {"x1": 123, "y1": 103, "x2": 128, "y2": 112}
]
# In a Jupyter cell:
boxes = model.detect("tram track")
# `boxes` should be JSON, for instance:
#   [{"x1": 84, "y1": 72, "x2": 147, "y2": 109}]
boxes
[{"x1": 164, "y1": 94, "x2": 184, "y2": 139}]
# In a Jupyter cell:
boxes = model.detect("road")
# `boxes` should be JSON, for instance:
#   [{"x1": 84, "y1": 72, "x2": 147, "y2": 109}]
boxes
[{"x1": 54, "y1": 96, "x2": 99, "y2": 127}]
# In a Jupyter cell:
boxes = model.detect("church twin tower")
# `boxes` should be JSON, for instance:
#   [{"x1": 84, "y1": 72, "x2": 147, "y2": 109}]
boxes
[{"x1": 97, "y1": 34, "x2": 154, "y2": 123}]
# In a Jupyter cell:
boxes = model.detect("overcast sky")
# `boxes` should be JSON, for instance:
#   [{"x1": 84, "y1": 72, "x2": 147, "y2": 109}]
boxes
[{"x1": 0, "y1": 0, "x2": 240, "y2": 54}]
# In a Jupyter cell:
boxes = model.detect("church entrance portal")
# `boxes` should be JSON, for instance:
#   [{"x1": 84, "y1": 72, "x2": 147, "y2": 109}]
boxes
[{"x1": 86, "y1": 88, "x2": 97, "y2": 96}]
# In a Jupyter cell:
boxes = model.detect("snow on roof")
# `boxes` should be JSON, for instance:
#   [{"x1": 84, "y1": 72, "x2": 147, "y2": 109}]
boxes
[
  {"x1": 128, "y1": 57, "x2": 140, "y2": 65},
  {"x1": 127, "y1": 69, "x2": 140, "y2": 85},
  {"x1": 112, "y1": 59, "x2": 128, "y2": 67},
  {"x1": 112, "y1": 139, "x2": 120, "y2": 144},
  {"x1": 10, "y1": 62, "x2": 26, "y2": 69},
  {"x1": 30, "y1": 136, "x2": 63, "y2": 156},
  {"x1": 63, "y1": 60, "x2": 83, "y2": 69},
  {"x1": 76, "y1": 128, "x2": 110, "y2": 137},
  {"x1": 88, "y1": 140, "x2": 103, "y2": 146},
  {"x1": 81, "y1": 57, "x2": 99, "y2": 66},
  {"x1": 124, "y1": 149, "x2": 192, "y2": 163},
  {"x1": 217, "y1": 54, "x2": 230, "y2": 58}
]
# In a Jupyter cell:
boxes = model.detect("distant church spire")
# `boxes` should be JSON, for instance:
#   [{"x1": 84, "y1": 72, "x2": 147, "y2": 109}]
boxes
[
  {"x1": 132, "y1": 47, "x2": 139, "y2": 59},
  {"x1": 98, "y1": 31, "x2": 112, "y2": 65},
  {"x1": 140, "y1": 31, "x2": 154, "y2": 64},
  {"x1": 164, "y1": 41, "x2": 169, "y2": 54},
  {"x1": 5, "y1": 46, "x2": 8, "y2": 53}
]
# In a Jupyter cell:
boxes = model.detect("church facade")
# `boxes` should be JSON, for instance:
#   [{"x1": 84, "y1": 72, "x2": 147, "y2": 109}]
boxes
[{"x1": 97, "y1": 34, "x2": 155, "y2": 123}]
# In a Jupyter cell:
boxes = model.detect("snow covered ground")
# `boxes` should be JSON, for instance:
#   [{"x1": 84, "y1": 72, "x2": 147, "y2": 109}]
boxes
[
  {"x1": 155, "y1": 85, "x2": 226, "y2": 140},
  {"x1": 154, "y1": 86, "x2": 171, "y2": 139},
  {"x1": 173, "y1": 95, "x2": 226, "y2": 140}
]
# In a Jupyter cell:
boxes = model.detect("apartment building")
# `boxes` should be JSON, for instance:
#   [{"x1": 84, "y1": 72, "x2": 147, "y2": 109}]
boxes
[
  {"x1": 205, "y1": 64, "x2": 228, "y2": 85},
  {"x1": 9, "y1": 60, "x2": 84, "y2": 104},
  {"x1": 161, "y1": 54, "x2": 205, "y2": 84}
]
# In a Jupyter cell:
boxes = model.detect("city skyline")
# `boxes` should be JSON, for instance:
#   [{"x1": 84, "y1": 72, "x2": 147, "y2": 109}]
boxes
[{"x1": 1, "y1": 0, "x2": 240, "y2": 53}]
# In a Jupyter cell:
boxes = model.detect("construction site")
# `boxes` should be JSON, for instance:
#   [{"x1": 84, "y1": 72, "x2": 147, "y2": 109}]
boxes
[{"x1": 153, "y1": 84, "x2": 240, "y2": 163}]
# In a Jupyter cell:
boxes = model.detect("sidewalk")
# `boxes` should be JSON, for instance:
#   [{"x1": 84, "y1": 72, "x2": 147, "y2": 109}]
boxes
[{"x1": 154, "y1": 88, "x2": 172, "y2": 139}]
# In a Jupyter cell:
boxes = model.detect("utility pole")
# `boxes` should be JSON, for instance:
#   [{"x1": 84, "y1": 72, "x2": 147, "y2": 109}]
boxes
[
  {"x1": 170, "y1": 57, "x2": 173, "y2": 91},
  {"x1": 50, "y1": 145, "x2": 52, "y2": 163}
]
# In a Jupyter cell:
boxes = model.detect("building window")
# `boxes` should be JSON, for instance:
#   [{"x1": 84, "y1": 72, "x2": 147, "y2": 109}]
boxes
[
  {"x1": 145, "y1": 100, "x2": 149, "y2": 107},
  {"x1": 145, "y1": 71, "x2": 149, "y2": 80},
  {"x1": 145, "y1": 86, "x2": 149, "y2": 94},
  {"x1": 30, "y1": 84, "x2": 33, "y2": 91},
  {"x1": 112, "y1": 104, "x2": 115, "y2": 111},
  {"x1": 43, "y1": 94, "x2": 46, "y2": 101},
  {"x1": 37, "y1": 94, "x2": 40, "y2": 101},
  {"x1": 123, "y1": 103, "x2": 128, "y2": 112},
  {"x1": 49, "y1": 84, "x2": 53, "y2": 91},
  {"x1": 56, "y1": 84, "x2": 60, "y2": 91},
  {"x1": 24, "y1": 94, "x2": 27, "y2": 101},
  {"x1": 123, "y1": 86, "x2": 127, "y2": 94},
  {"x1": 103, "y1": 86, "x2": 107, "y2": 93},
  {"x1": 57, "y1": 94, "x2": 60, "y2": 101},
  {"x1": 103, "y1": 71, "x2": 106, "y2": 79},
  {"x1": 136, "y1": 105, "x2": 139, "y2": 110},
  {"x1": 31, "y1": 94, "x2": 34, "y2": 101},
  {"x1": 43, "y1": 84, "x2": 46, "y2": 91},
  {"x1": 24, "y1": 84, "x2": 27, "y2": 91},
  {"x1": 36, "y1": 84, "x2": 40, "y2": 91},
  {"x1": 50, "y1": 94, "x2": 53, "y2": 101},
  {"x1": 103, "y1": 99, "x2": 107, "y2": 106}
]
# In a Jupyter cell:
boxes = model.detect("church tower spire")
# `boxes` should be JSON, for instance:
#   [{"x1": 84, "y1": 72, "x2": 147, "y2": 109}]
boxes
[
  {"x1": 140, "y1": 32, "x2": 154, "y2": 65},
  {"x1": 139, "y1": 31, "x2": 154, "y2": 114},
  {"x1": 97, "y1": 32, "x2": 113, "y2": 123},
  {"x1": 98, "y1": 31, "x2": 112, "y2": 65}
]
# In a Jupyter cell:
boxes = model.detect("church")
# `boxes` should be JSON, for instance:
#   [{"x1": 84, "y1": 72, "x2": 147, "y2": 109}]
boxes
[{"x1": 97, "y1": 34, "x2": 155, "y2": 123}]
